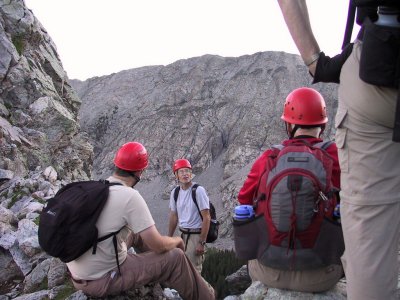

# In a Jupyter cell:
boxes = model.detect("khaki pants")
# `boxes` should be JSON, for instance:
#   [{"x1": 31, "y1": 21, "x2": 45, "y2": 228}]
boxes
[
  {"x1": 341, "y1": 202, "x2": 400, "y2": 300},
  {"x1": 337, "y1": 40, "x2": 400, "y2": 300},
  {"x1": 72, "y1": 233, "x2": 214, "y2": 300},
  {"x1": 248, "y1": 259, "x2": 343, "y2": 293},
  {"x1": 181, "y1": 232, "x2": 205, "y2": 273}
]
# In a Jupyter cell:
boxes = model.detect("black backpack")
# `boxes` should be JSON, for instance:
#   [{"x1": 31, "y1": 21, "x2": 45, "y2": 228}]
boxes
[
  {"x1": 173, "y1": 184, "x2": 219, "y2": 243},
  {"x1": 38, "y1": 180, "x2": 123, "y2": 272}
]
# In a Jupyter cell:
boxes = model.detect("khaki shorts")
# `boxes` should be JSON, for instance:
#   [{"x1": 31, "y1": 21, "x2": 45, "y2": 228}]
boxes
[{"x1": 181, "y1": 232, "x2": 205, "y2": 273}]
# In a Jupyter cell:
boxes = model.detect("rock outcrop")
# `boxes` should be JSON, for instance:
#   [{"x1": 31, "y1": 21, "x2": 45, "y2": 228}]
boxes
[
  {"x1": 0, "y1": 0, "x2": 92, "y2": 298},
  {"x1": 0, "y1": 0, "x2": 92, "y2": 181}
]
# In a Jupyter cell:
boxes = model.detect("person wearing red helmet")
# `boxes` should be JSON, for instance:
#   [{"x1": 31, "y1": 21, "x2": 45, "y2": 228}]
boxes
[
  {"x1": 237, "y1": 88, "x2": 343, "y2": 292},
  {"x1": 67, "y1": 142, "x2": 215, "y2": 299},
  {"x1": 168, "y1": 158, "x2": 211, "y2": 273}
]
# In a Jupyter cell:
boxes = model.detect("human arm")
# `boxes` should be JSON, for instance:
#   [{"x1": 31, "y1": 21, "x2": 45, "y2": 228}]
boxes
[
  {"x1": 196, "y1": 209, "x2": 211, "y2": 255},
  {"x1": 325, "y1": 142, "x2": 341, "y2": 190},
  {"x1": 237, "y1": 153, "x2": 268, "y2": 204},
  {"x1": 139, "y1": 225, "x2": 184, "y2": 253},
  {"x1": 167, "y1": 190, "x2": 178, "y2": 237},
  {"x1": 277, "y1": 0, "x2": 320, "y2": 75},
  {"x1": 168, "y1": 210, "x2": 178, "y2": 237}
]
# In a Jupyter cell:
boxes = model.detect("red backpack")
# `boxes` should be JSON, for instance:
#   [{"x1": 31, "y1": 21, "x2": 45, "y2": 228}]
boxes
[{"x1": 254, "y1": 140, "x2": 344, "y2": 270}]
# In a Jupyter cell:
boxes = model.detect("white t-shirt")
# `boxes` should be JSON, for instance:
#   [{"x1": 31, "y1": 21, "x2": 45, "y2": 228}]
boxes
[
  {"x1": 169, "y1": 183, "x2": 210, "y2": 229},
  {"x1": 67, "y1": 176, "x2": 155, "y2": 280}
]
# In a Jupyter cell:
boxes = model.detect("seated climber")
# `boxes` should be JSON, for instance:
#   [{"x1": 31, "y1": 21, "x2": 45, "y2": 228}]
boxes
[
  {"x1": 66, "y1": 142, "x2": 215, "y2": 299},
  {"x1": 236, "y1": 87, "x2": 344, "y2": 292}
]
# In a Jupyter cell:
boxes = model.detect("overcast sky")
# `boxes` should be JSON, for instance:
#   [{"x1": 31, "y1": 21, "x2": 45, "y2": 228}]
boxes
[{"x1": 24, "y1": 0, "x2": 359, "y2": 81}]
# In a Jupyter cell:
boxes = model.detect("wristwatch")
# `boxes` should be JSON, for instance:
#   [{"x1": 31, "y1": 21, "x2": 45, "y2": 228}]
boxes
[{"x1": 199, "y1": 240, "x2": 206, "y2": 246}]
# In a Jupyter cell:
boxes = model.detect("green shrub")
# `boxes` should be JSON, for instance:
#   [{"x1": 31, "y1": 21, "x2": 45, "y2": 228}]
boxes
[
  {"x1": 54, "y1": 281, "x2": 75, "y2": 300},
  {"x1": 202, "y1": 248, "x2": 246, "y2": 299},
  {"x1": 7, "y1": 190, "x2": 26, "y2": 209},
  {"x1": 12, "y1": 35, "x2": 25, "y2": 55}
]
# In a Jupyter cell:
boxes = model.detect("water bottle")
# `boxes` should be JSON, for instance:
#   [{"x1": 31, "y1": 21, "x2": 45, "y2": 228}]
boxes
[
  {"x1": 333, "y1": 204, "x2": 340, "y2": 218},
  {"x1": 375, "y1": 6, "x2": 400, "y2": 28},
  {"x1": 234, "y1": 205, "x2": 254, "y2": 221},
  {"x1": 333, "y1": 204, "x2": 341, "y2": 223}
]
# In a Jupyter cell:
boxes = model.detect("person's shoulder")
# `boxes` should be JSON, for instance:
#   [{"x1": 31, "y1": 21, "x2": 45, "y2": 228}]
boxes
[
  {"x1": 192, "y1": 183, "x2": 209, "y2": 195},
  {"x1": 192, "y1": 183, "x2": 204, "y2": 190},
  {"x1": 257, "y1": 148, "x2": 275, "y2": 159},
  {"x1": 109, "y1": 183, "x2": 142, "y2": 200},
  {"x1": 325, "y1": 140, "x2": 338, "y2": 150},
  {"x1": 313, "y1": 139, "x2": 338, "y2": 160},
  {"x1": 314, "y1": 139, "x2": 337, "y2": 150},
  {"x1": 169, "y1": 186, "x2": 179, "y2": 200}
]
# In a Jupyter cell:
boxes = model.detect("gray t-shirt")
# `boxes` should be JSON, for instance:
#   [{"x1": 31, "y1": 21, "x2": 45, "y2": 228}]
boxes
[{"x1": 169, "y1": 183, "x2": 210, "y2": 229}]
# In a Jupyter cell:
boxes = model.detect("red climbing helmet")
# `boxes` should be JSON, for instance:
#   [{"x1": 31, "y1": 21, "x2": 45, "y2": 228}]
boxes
[
  {"x1": 173, "y1": 159, "x2": 192, "y2": 173},
  {"x1": 114, "y1": 142, "x2": 148, "y2": 171},
  {"x1": 281, "y1": 87, "x2": 328, "y2": 125}
]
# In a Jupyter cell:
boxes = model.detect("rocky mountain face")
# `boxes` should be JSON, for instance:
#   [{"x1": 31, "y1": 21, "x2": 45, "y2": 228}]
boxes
[
  {"x1": 0, "y1": 0, "x2": 92, "y2": 181},
  {"x1": 0, "y1": 0, "x2": 92, "y2": 298},
  {"x1": 0, "y1": 0, "x2": 355, "y2": 299},
  {"x1": 72, "y1": 50, "x2": 339, "y2": 239}
]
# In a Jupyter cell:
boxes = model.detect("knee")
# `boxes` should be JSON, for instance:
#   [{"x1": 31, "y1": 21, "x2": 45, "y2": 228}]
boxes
[
  {"x1": 169, "y1": 247, "x2": 185, "y2": 259},
  {"x1": 163, "y1": 248, "x2": 187, "y2": 271}
]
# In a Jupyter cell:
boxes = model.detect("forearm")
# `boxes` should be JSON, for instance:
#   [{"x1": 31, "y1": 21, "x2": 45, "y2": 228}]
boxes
[
  {"x1": 168, "y1": 213, "x2": 178, "y2": 237},
  {"x1": 278, "y1": 0, "x2": 320, "y2": 74},
  {"x1": 140, "y1": 225, "x2": 184, "y2": 253},
  {"x1": 199, "y1": 214, "x2": 211, "y2": 242},
  {"x1": 156, "y1": 236, "x2": 182, "y2": 253}
]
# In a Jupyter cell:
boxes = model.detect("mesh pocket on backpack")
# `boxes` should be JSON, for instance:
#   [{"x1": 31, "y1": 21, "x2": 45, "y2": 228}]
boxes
[
  {"x1": 233, "y1": 214, "x2": 269, "y2": 260},
  {"x1": 312, "y1": 218, "x2": 345, "y2": 266}
]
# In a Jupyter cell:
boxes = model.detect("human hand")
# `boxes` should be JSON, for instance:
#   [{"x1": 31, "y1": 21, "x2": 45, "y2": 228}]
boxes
[
  {"x1": 174, "y1": 236, "x2": 185, "y2": 251},
  {"x1": 195, "y1": 243, "x2": 205, "y2": 255}
]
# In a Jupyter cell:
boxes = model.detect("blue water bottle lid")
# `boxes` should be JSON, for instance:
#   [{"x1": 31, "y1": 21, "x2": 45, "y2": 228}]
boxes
[{"x1": 234, "y1": 205, "x2": 254, "y2": 219}]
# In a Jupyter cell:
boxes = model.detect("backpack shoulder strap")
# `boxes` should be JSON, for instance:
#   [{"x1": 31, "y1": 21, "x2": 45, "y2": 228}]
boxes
[
  {"x1": 191, "y1": 184, "x2": 199, "y2": 202},
  {"x1": 101, "y1": 179, "x2": 122, "y2": 186},
  {"x1": 191, "y1": 184, "x2": 203, "y2": 220},
  {"x1": 313, "y1": 140, "x2": 333, "y2": 150},
  {"x1": 96, "y1": 180, "x2": 123, "y2": 274},
  {"x1": 342, "y1": 0, "x2": 356, "y2": 49},
  {"x1": 173, "y1": 186, "x2": 180, "y2": 202},
  {"x1": 94, "y1": 227, "x2": 124, "y2": 275},
  {"x1": 253, "y1": 147, "x2": 281, "y2": 207},
  {"x1": 271, "y1": 144, "x2": 284, "y2": 151}
]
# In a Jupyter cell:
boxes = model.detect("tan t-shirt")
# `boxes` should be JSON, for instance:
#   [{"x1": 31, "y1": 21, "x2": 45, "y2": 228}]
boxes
[{"x1": 66, "y1": 176, "x2": 155, "y2": 280}]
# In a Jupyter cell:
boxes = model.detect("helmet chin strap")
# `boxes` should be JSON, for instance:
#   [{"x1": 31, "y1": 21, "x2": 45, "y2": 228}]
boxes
[
  {"x1": 319, "y1": 124, "x2": 326, "y2": 137},
  {"x1": 286, "y1": 123, "x2": 299, "y2": 139},
  {"x1": 128, "y1": 171, "x2": 141, "y2": 187}
]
